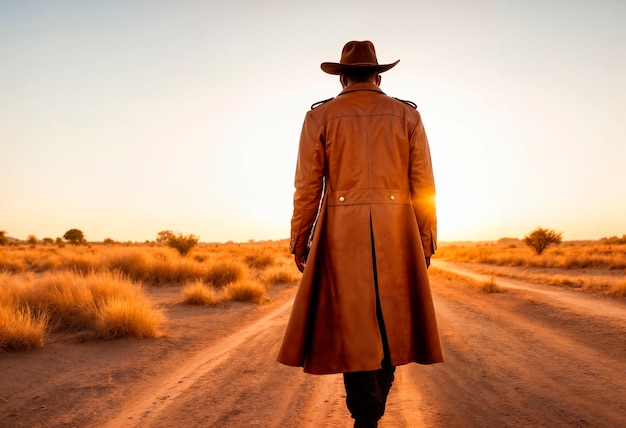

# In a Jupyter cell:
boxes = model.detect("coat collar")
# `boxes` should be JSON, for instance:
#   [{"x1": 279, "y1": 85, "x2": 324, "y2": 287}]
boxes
[{"x1": 338, "y1": 82, "x2": 386, "y2": 97}]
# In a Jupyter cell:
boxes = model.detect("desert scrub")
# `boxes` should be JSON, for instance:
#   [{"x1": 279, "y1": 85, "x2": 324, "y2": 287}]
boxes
[
  {"x1": 223, "y1": 280, "x2": 266, "y2": 304},
  {"x1": 0, "y1": 304, "x2": 48, "y2": 351},
  {"x1": 0, "y1": 248, "x2": 27, "y2": 273},
  {"x1": 95, "y1": 297, "x2": 164, "y2": 339},
  {"x1": 244, "y1": 250, "x2": 276, "y2": 269},
  {"x1": 261, "y1": 265, "x2": 301, "y2": 286},
  {"x1": 205, "y1": 261, "x2": 246, "y2": 288},
  {"x1": 438, "y1": 243, "x2": 626, "y2": 270},
  {"x1": 481, "y1": 277, "x2": 503, "y2": 293},
  {"x1": 1, "y1": 271, "x2": 163, "y2": 342},
  {"x1": 166, "y1": 233, "x2": 199, "y2": 256},
  {"x1": 104, "y1": 248, "x2": 205, "y2": 284},
  {"x1": 182, "y1": 280, "x2": 222, "y2": 306}
]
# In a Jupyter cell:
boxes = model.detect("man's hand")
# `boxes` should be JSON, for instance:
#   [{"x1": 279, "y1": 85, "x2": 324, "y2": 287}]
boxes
[
  {"x1": 295, "y1": 252, "x2": 308, "y2": 273},
  {"x1": 425, "y1": 256, "x2": 431, "y2": 269}
]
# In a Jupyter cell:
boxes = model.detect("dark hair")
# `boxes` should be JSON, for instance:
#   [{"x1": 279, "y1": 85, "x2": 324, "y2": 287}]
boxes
[{"x1": 342, "y1": 68, "x2": 379, "y2": 83}]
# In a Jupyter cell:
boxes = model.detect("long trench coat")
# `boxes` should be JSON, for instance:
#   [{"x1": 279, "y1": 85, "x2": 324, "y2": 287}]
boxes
[{"x1": 277, "y1": 82, "x2": 444, "y2": 375}]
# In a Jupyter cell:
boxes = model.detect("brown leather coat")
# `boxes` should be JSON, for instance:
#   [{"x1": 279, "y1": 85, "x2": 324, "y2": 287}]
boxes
[{"x1": 277, "y1": 82, "x2": 444, "y2": 374}]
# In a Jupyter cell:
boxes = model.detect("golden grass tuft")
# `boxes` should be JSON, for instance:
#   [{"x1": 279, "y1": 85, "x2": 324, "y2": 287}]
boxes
[
  {"x1": 0, "y1": 249, "x2": 27, "y2": 273},
  {"x1": 95, "y1": 298, "x2": 163, "y2": 339},
  {"x1": 0, "y1": 304, "x2": 48, "y2": 351},
  {"x1": 206, "y1": 261, "x2": 246, "y2": 288},
  {"x1": 261, "y1": 265, "x2": 301, "y2": 286},
  {"x1": 182, "y1": 280, "x2": 222, "y2": 306},
  {"x1": 223, "y1": 280, "x2": 267, "y2": 304},
  {"x1": 1, "y1": 270, "x2": 162, "y2": 341},
  {"x1": 24, "y1": 272, "x2": 97, "y2": 331},
  {"x1": 244, "y1": 251, "x2": 276, "y2": 269},
  {"x1": 481, "y1": 277, "x2": 503, "y2": 293}
]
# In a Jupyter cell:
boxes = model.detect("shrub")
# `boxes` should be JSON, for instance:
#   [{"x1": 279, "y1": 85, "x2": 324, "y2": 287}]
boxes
[
  {"x1": 0, "y1": 230, "x2": 8, "y2": 246},
  {"x1": 167, "y1": 233, "x2": 199, "y2": 257},
  {"x1": 523, "y1": 227, "x2": 562, "y2": 255},
  {"x1": 64, "y1": 229, "x2": 86, "y2": 246},
  {"x1": 156, "y1": 230, "x2": 175, "y2": 244}
]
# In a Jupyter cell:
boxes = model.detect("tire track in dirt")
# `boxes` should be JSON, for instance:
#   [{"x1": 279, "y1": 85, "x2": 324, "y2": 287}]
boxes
[
  {"x1": 417, "y1": 262, "x2": 626, "y2": 427},
  {"x1": 104, "y1": 297, "x2": 296, "y2": 428}
]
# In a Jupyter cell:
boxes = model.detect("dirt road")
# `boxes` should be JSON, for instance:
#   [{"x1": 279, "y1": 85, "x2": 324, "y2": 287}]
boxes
[{"x1": 1, "y1": 261, "x2": 625, "y2": 427}]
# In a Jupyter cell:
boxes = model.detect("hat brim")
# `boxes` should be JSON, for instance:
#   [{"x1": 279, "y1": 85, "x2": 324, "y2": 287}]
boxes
[{"x1": 320, "y1": 60, "x2": 400, "y2": 75}]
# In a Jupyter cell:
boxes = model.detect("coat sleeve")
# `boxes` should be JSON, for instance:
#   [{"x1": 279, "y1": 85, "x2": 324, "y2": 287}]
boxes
[
  {"x1": 409, "y1": 112, "x2": 437, "y2": 257},
  {"x1": 289, "y1": 111, "x2": 326, "y2": 255}
]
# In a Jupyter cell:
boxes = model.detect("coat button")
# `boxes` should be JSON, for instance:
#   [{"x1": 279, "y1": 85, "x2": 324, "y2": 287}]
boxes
[
  {"x1": 390, "y1": 195, "x2": 395, "y2": 201},
  {"x1": 339, "y1": 196, "x2": 345, "y2": 202}
]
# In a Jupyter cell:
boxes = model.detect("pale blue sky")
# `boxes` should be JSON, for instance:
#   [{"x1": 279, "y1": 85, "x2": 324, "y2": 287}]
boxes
[{"x1": 1, "y1": 0, "x2": 625, "y2": 242}]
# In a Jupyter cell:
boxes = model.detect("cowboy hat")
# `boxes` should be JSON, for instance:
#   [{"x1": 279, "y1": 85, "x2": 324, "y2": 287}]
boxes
[{"x1": 320, "y1": 40, "x2": 399, "y2": 75}]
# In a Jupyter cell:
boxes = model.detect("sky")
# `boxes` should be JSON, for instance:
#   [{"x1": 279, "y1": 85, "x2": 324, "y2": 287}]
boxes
[{"x1": 1, "y1": 0, "x2": 625, "y2": 243}]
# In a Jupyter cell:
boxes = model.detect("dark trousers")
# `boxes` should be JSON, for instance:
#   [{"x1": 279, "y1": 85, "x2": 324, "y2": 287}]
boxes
[
  {"x1": 343, "y1": 235, "x2": 396, "y2": 427},
  {"x1": 343, "y1": 350, "x2": 395, "y2": 428}
]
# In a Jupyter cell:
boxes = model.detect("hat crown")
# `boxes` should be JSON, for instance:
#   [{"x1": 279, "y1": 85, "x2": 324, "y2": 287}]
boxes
[
  {"x1": 320, "y1": 40, "x2": 399, "y2": 75},
  {"x1": 340, "y1": 41, "x2": 379, "y2": 66}
]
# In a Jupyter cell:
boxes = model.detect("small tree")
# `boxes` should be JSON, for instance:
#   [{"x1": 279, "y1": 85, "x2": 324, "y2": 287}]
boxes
[
  {"x1": 27, "y1": 235, "x2": 38, "y2": 246},
  {"x1": 156, "y1": 230, "x2": 175, "y2": 244},
  {"x1": 0, "y1": 230, "x2": 8, "y2": 246},
  {"x1": 167, "y1": 233, "x2": 199, "y2": 256},
  {"x1": 42, "y1": 237, "x2": 54, "y2": 245},
  {"x1": 63, "y1": 229, "x2": 86, "y2": 246},
  {"x1": 523, "y1": 227, "x2": 562, "y2": 255}
]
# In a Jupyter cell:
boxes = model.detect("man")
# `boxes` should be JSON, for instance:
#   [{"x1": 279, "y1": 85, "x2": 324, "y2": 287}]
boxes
[{"x1": 277, "y1": 40, "x2": 444, "y2": 427}]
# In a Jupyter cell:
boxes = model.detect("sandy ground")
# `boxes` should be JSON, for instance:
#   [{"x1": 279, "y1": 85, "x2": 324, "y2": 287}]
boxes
[{"x1": 1, "y1": 261, "x2": 625, "y2": 428}]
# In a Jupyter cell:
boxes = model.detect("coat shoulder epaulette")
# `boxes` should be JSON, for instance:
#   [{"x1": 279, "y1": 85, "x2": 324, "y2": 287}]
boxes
[
  {"x1": 311, "y1": 97, "x2": 334, "y2": 109},
  {"x1": 393, "y1": 97, "x2": 417, "y2": 109}
]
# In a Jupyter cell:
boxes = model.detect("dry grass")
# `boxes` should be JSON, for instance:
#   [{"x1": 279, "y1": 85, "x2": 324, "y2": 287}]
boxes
[
  {"x1": 244, "y1": 250, "x2": 276, "y2": 269},
  {"x1": 182, "y1": 280, "x2": 222, "y2": 306},
  {"x1": 205, "y1": 261, "x2": 246, "y2": 288},
  {"x1": 481, "y1": 277, "x2": 503, "y2": 294},
  {"x1": 261, "y1": 265, "x2": 302, "y2": 286},
  {"x1": 438, "y1": 240, "x2": 626, "y2": 298},
  {"x1": 0, "y1": 270, "x2": 163, "y2": 350},
  {"x1": 0, "y1": 241, "x2": 301, "y2": 350},
  {"x1": 223, "y1": 280, "x2": 267, "y2": 304},
  {"x1": 438, "y1": 243, "x2": 626, "y2": 270},
  {"x1": 0, "y1": 304, "x2": 48, "y2": 351},
  {"x1": 95, "y1": 298, "x2": 164, "y2": 339}
]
